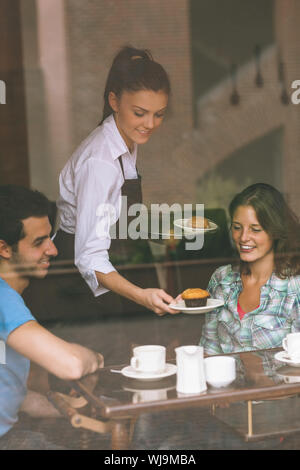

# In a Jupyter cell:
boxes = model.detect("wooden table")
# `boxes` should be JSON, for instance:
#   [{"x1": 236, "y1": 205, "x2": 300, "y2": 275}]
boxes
[{"x1": 48, "y1": 348, "x2": 300, "y2": 449}]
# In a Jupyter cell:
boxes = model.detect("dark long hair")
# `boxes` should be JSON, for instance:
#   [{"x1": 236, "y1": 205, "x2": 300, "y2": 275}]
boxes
[
  {"x1": 100, "y1": 46, "x2": 171, "y2": 124},
  {"x1": 0, "y1": 185, "x2": 51, "y2": 247},
  {"x1": 229, "y1": 183, "x2": 300, "y2": 278}
]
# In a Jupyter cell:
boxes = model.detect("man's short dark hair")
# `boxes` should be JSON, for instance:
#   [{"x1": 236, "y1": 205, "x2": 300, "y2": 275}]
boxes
[{"x1": 0, "y1": 185, "x2": 51, "y2": 246}]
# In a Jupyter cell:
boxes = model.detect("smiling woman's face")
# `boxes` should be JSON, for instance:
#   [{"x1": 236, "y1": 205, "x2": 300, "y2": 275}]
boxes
[
  {"x1": 231, "y1": 205, "x2": 274, "y2": 264},
  {"x1": 108, "y1": 89, "x2": 168, "y2": 152}
]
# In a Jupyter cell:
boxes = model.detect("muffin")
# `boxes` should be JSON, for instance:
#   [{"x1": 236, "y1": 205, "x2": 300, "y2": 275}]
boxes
[
  {"x1": 181, "y1": 288, "x2": 210, "y2": 307},
  {"x1": 187, "y1": 216, "x2": 210, "y2": 229}
]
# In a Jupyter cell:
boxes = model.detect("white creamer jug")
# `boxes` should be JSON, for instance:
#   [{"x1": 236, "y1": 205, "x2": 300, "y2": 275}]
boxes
[{"x1": 175, "y1": 345, "x2": 207, "y2": 394}]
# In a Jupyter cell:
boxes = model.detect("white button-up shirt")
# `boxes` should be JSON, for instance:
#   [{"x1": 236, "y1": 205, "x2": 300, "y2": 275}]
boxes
[{"x1": 57, "y1": 114, "x2": 138, "y2": 296}]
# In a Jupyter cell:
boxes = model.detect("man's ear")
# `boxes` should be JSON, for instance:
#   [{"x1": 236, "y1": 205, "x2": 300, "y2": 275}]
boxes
[{"x1": 0, "y1": 240, "x2": 12, "y2": 260}]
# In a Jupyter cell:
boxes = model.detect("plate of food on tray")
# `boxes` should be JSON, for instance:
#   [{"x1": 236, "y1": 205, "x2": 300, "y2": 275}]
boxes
[
  {"x1": 173, "y1": 216, "x2": 218, "y2": 234},
  {"x1": 169, "y1": 288, "x2": 224, "y2": 314}
]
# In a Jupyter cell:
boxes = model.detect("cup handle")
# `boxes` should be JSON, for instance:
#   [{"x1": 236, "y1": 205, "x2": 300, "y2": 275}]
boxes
[
  {"x1": 130, "y1": 357, "x2": 139, "y2": 369},
  {"x1": 282, "y1": 338, "x2": 288, "y2": 351}
]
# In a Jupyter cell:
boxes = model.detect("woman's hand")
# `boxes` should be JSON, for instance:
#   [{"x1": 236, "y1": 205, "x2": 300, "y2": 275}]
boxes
[{"x1": 142, "y1": 288, "x2": 180, "y2": 316}]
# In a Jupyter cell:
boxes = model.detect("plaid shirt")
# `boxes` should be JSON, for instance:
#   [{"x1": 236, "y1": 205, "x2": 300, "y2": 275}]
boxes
[{"x1": 200, "y1": 264, "x2": 300, "y2": 355}]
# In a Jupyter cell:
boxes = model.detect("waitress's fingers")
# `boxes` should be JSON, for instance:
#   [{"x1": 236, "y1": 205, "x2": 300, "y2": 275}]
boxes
[
  {"x1": 158, "y1": 290, "x2": 181, "y2": 314},
  {"x1": 143, "y1": 288, "x2": 178, "y2": 315},
  {"x1": 154, "y1": 309, "x2": 167, "y2": 317},
  {"x1": 153, "y1": 291, "x2": 179, "y2": 315},
  {"x1": 152, "y1": 303, "x2": 174, "y2": 316},
  {"x1": 156, "y1": 289, "x2": 175, "y2": 304}
]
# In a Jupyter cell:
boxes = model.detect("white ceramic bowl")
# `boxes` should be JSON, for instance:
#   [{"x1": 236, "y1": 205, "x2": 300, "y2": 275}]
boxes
[{"x1": 204, "y1": 356, "x2": 236, "y2": 388}]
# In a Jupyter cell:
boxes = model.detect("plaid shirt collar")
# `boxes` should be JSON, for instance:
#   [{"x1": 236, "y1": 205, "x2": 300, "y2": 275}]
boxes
[{"x1": 219, "y1": 265, "x2": 290, "y2": 293}]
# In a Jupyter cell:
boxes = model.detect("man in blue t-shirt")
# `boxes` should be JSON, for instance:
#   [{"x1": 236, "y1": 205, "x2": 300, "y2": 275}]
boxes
[{"x1": 0, "y1": 185, "x2": 104, "y2": 449}]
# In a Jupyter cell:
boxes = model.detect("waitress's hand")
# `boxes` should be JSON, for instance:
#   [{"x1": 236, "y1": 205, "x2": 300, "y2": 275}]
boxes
[{"x1": 142, "y1": 288, "x2": 179, "y2": 316}]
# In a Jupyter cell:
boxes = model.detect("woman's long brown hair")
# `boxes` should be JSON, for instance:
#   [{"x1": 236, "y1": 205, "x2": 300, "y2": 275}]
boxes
[{"x1": 229, "y1": 183, "x2": 300, "y2": 278}]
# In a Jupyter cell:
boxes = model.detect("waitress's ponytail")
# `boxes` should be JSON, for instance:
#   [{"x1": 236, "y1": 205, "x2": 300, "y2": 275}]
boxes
[{"x1": 100, "y1": 45, "x2": 170, "y2": 124}]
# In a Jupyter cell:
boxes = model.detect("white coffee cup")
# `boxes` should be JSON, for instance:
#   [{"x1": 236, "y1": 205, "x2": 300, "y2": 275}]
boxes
[
  {"x1": 130, "y1": 345, "x2": 166, "y2": 374},
  {"x1": 204, "y1": 356, "x2": 236, "y2": 388},
  {"x1": 282, "y1": 333, "x2": 300, "y2": 362}
]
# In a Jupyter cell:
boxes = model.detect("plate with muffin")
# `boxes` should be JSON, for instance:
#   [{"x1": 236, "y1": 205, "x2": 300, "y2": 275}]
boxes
[
  {"x1": 170, "y1": 288, "x2": 224, "y2": 314},
  {"x1": 173, "y1": 216, "x2": 218, "y2": 233}
]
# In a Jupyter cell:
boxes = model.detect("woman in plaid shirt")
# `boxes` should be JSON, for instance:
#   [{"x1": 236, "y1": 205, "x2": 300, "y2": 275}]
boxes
[
  {"x1": 200, "y1": 183, "x2": 300, "y2": 355},
  {"x1": 135, "y1": 184, "x2": 300, "y2": 450}
]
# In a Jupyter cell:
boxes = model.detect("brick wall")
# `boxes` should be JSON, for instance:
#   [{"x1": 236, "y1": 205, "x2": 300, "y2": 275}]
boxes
[
  {"x1": 63, "y1": 0, "x2": 194, "y2": 206},
  {"x1": 19, "y1": 0, "x2": 300, "y2": 213},
  {"x1": 0, "y1": 0, "x2": 29, "y2": 187}
]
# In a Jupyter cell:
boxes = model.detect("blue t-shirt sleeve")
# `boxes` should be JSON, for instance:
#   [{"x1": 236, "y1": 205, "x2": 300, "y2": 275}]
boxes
[{"x1": 0, "y1": 287, "x2": 36, "y2": 342}]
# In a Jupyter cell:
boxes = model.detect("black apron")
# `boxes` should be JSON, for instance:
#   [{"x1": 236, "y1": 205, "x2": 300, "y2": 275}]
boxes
[
  {"x1": 109, "y1": 156, "x2": 144, "y2": 263},
  {"x1": 24, "y1": 157, "x2": 158, "y2": 322}
]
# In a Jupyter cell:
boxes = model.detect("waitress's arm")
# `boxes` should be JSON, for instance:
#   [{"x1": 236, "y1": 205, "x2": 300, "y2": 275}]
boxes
[
  {"x1": 95, "y1": 270, "x2": 178, "y2": 315},
  {"x1": 74, "y1": 160, "x2": 177, "y2": 315}
]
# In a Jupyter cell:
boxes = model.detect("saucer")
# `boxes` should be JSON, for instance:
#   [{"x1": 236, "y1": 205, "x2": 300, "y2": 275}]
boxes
[
  {"x1": 173, "y1": 218, "x2": 218, "y2": 234},
  {"x1": 169, "y1": 298, "x2": 224, "y2": 315},
  {"x1": 277, "y1": 367, "x2": 300, "y2": 384},
  {"x1": 121, "y1": 363, "x2": 177, "y2": 381},
  {"x1": 274, "y1": 351, "x2": 300, "y2": 368}
]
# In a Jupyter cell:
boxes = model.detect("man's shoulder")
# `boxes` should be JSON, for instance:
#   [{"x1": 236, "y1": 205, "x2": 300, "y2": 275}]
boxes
[
  {"x1": 0, "y1": 278, "x2": 35, "y2": 339},
  {"x1": 0, "y1": 278, "x2": 24, "y2": 307}
]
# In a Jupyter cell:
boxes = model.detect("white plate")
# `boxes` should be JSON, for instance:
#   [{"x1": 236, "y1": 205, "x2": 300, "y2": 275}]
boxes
[
  {"x1": 274, "y1": 351, "x2": 300, "y2": 368},
  {"x1": 169, "y1": 298, "x2": 224, "y2": 315},
  {"x1": 121, "y1": 363, "x2": 177, "y2": 381},
  {"x1": 173, "y1": 218, "x2": 218, "y2": 233}
]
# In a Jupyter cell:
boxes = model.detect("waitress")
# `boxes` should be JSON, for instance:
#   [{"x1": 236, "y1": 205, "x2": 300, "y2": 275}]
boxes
[{"x1": 55, "y1": 46, "x2": 177, "y2": 316}]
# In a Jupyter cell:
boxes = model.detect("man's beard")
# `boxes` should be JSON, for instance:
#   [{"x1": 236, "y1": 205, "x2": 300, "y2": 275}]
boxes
[{"x1": 10, "y1": 252, "x2": 48, "y2": 279}]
